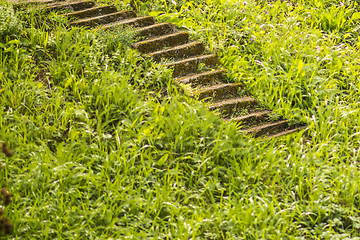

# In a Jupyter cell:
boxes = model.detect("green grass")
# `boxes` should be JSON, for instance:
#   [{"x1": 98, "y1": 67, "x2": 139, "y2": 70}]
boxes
[{"x1": 1, "y1": 0, "x2": 360, "y2": 239}]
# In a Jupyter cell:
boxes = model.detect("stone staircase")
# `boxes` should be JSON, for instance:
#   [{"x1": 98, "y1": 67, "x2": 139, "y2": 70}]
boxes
[{"x1": 13, "y1": 0, "x2": 307, "y2": 139}]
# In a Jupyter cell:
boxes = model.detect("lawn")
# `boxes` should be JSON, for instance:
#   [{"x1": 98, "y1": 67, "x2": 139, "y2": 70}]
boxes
[{"x1": 1, "y1": 0, "x2": 360, "y2": 239}]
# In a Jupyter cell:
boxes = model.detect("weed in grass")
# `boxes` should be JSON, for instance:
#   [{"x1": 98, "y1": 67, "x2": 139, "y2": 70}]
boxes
[{"x1": 0, "y1": 142, "x2": 13, "y2": 236}]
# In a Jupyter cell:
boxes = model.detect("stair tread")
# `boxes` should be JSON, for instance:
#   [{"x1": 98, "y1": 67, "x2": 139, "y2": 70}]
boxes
[
  {"x1": 164, "y1": 54, "x2": 217, "y2": 66},
  {"x1": 69, "y1": 10, "x2": 137, "y2": 26},
  {"x1": 98, "y1": 16, "x2": 154, "y2": 30},
  {"x1": 265, "y1": 126, "x2": 308, "y2": 139},
  {"x1": 147, "y1": 41, "x2": 204, "y2": 61},
  {"x1": 229, "y1": 110, "x2": 272, "y2": 122},
  {"x1": 176, "y1": 69, "x2": 226, "y2": 81},
  {"x1": 134, "y1": 31, "x2": 189, "y2": 53},
  {"x1": 134, "y1": 22, "x2": 175, "y2": 38},
  {"x1": 191, "y1": 82, "x2": 244, "y2": 101},
  {"x1": 135, "y1": 31, "x2": 187, "y2": 44},
  {"x1": 164, "y1": 54, "x2": 218, "y2": 78},
  {"x1": 210, "y1": 97, "x2": 256, "y2": 108},
  {"x1": 192, "y1": 82, "x2": 243, "y2": 93},
  {"x1": 62, "y1": 5, "x2": 118, "y2": 18},
  {"x1": 246, "y1": 119, "x2": 289, "y2": 136}
]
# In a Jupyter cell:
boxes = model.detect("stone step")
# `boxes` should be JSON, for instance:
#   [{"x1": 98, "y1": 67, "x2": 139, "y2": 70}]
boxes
[
  {"x1": 265, "y1": 125, "x2": 308, "y2": 139},
  {"x1": 209, "y1": 97, "x2": 257, "y2": 116},
  {"x1": 43, "y1": 0, "x2": 95, "y2": 12},
  {"x1": 62, "y1": 5, "x2": 118, "y2": 20},
  {"x1": 69, "y1": 10, "x2": 137, "y2": 27},
  {"x1": 191, "y1": 83, "x2": 244, "y2": 102},
  {"x1": 227, "y1": 110, "x2": 272, "y2": 127},
  {"x1": 176, "y1": 69, "x2": 226, "y2": 87},
  {"x1": 99, "y1": 16, "x2": 155, "y2": 31},
  {"x1": 246, "y1": 120, "x2": 289, "y2": 137},
  {"x1": 164, "y1": 54, "x2": 218, "y2": 78},
  {"x1": 135, "y1": 22, "x2": 176, "y2": 39},
  {"x1": 148, "y1": 41, "x2": 205, "y2": 62},
  {"x1": 133, "y1": 31, "x2": 189, "y2": 54},
  {"x1": 13, "y1": 0, "x2": 58, "y2": 7}
]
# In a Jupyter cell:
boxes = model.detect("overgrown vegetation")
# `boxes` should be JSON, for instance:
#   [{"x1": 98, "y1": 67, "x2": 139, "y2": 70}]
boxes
[{"x1": 1, "y1": 0, "x2": 360, "y2": 239}]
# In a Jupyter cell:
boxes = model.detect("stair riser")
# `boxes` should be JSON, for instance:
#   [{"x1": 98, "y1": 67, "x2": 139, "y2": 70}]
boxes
[
  {"x1": 44, "y1": 1, "x2": 96, "y2": 13},
  {"x1": 63, "y1": 5, "x2": 118, "y2": 20},
  {"x1": 69, "y1": 11, "x2": 137, "y2": 27}
]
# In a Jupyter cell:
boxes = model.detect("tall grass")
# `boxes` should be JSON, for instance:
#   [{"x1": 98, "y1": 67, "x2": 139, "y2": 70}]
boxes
[{"x1": 1, "y1": 0, "x2": 360, "y2": 239}]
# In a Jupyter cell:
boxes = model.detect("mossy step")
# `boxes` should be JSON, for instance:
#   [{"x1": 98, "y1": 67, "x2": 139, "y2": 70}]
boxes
[
  {"x1": 62, "y1": 5, "x2": 118, "y2": 19},
  {"x1": 99, "y1": 16, "x2": 155, "y2": 31},
  {"x1": 134, "y1": 31, "x2": 189, "y2": 54},
  {"x1": 43, "y1": 0, "x2": 95, "y2": 12},
  {"x1": 265, "y1": 126, "x2": 308, "y2": 139},
  {"x1": 69, "y1": 10, "x2": 137, "y2": 27},
  {"x1": 13, "y1": 0, "x2": 58, "y2": 6},
  {"x1": 13, "y1": 0, "x2": 58, "y2": 10},
  {"x1": 148, "y1": 41, "x2": 205, "y2": 62},
  {"x1": 164, "y1": 54, "x2": 218, "y2": 78},
  {"x1": 191, "y1": 83, "x2": 244, "y2": 102},
  {"x1": 135, "y1": 22, "x2": 176, "y2": 39},
  {"x1": 246, "y1": 119, "x2": 289, "y2": 137},
  {"x1": 227, "y1": 110, "x2": 272, "y2": 127},
  {"x1": 209, "y1": 97, "x2": 257, "y2": 116},
  {"x1": 176, "y1": 69, "x2": 226, "y2": 86}
]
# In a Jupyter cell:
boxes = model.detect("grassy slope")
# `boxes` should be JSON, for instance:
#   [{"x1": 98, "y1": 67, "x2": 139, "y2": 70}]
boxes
[{"x1": 1, "y1": 0, "x2": 360, "y2": 239}]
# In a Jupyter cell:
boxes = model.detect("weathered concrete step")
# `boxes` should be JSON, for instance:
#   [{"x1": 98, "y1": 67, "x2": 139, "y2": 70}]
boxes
[
  {"x1": 24, "y1": 0, "x2": 63, "y2": 8},
  {"x1": 176, "y1": 69, "x2": 226, "y2": 87},
  {"x1": 227, "y1": 110, "x2": 272, "y2": 126},
  {"x1": 209, "y1": 97, "x2": 257, "y2": 116},
  {"x1": 148, "y1": 41, "x2": 205, "y2": 62},
  {"x1": 135, "y1": 22, "x2": 176, "y2": 39},
  {"x1": 164, "y1": 54, "x2": 218, "y2": 78},
  {"x1": 14, "y1": 0, "x2": 58, "y2": 6},
  {"x1": 69, "y1": 10, "x2": 137, "y2": 27},
  {"x1": 246, "y1": 120, "x2": 289, "y2": 137},
  {"x1": 134, "y1": 31, "x2": 189, "y2": 54},
  {"x1": 99, "y1": 16, "x2": 155, "y2": 31},
  {"x1": 191, "y1": 83, "x2": 244, "y2": 102},
  {"x1": 62, "y1": 5, "x2": 118, "y2": 19},
  {"x1": 43, "y1": 0, "x2": 95, "y2": 12},
  {"x1": 265, "y1": 125, "x2": 308, "y2": 139},
  {"x1": 13, "y1": 0, "x2": 57, "y2": 10}
]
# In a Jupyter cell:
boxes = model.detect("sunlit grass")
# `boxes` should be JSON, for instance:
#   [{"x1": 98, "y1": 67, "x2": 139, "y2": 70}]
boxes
[{"x1": 1, "y1": 0, "x2": 360, "y2": 239}]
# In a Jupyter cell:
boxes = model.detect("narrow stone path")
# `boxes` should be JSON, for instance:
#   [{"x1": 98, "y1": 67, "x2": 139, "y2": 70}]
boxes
[{"x1": 12, "y1": 0, "x2": 307, "y2": 139}]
